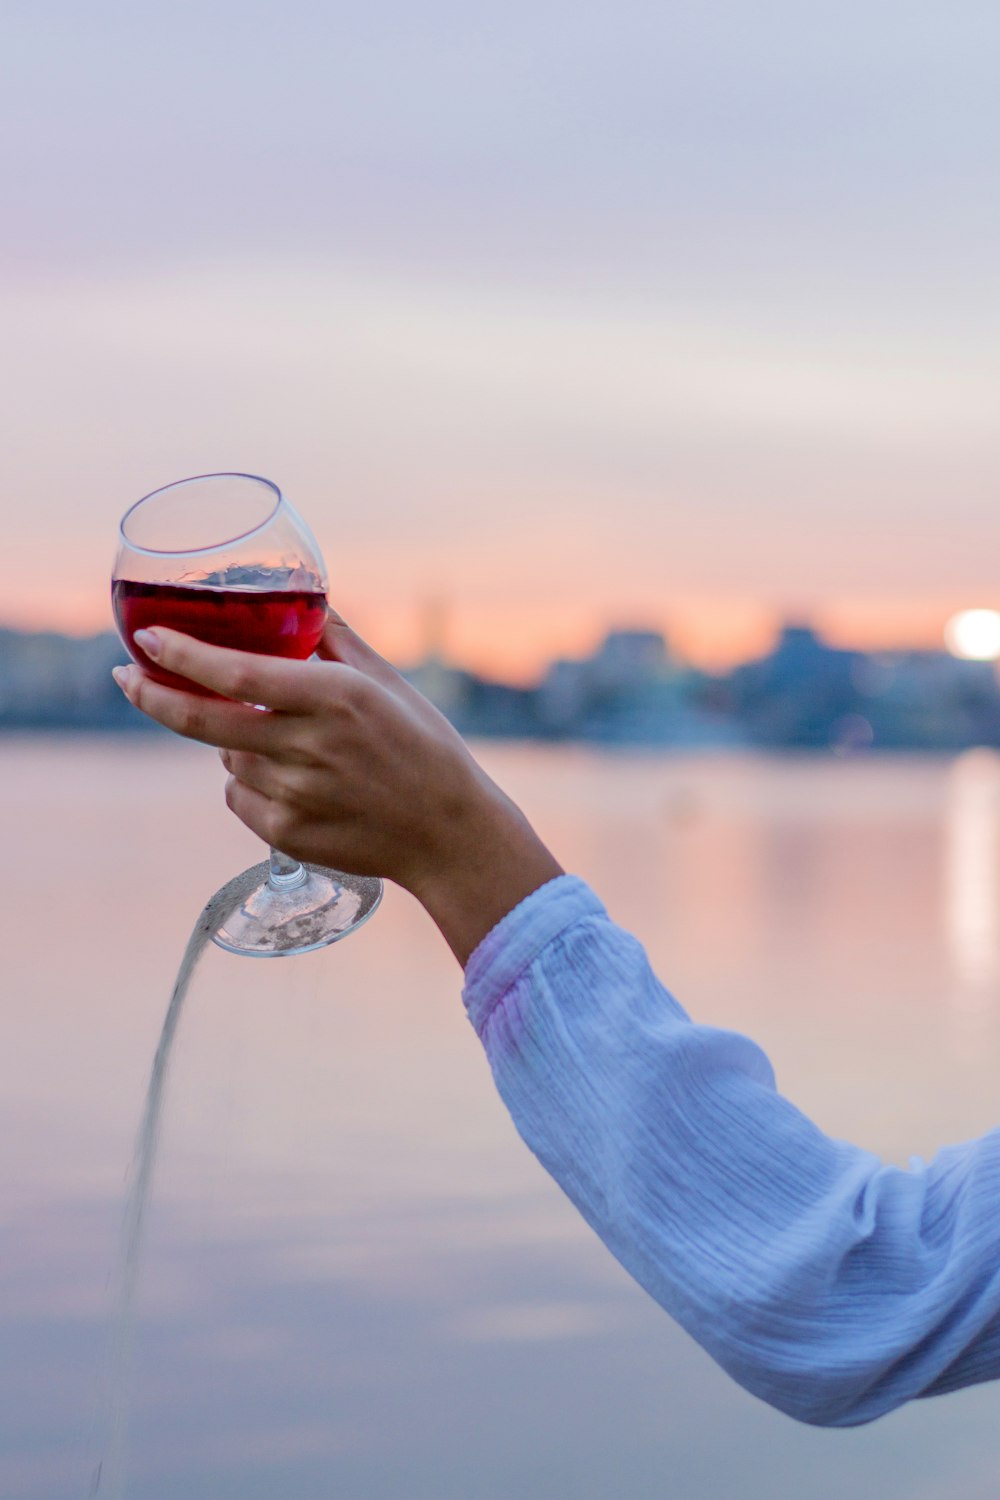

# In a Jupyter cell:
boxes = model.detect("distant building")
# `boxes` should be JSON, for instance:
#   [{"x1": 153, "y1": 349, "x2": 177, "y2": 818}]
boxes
[
  {"x1": 0, "y1": 629, "x2": 137, "y2": 730},
  {"x1": 854, "y1": 650, "x2": 1000, "y2": 751},
  {"x1": 404, "y1": 656, "x2": 539, "y2": 738},
  {"x1": 727, "y1": 622, "x2": 1000, "y2": 752},
  {"x1": 536, "y1": 657, "x2": 592, "y2": 733},
  {"x1": 589, "y1": 629, "x2": 671, "y2": 689},
  {"x1": 537, "y1": 627, "x2": 737, "y2": 746},
  {"x1": 727, "y1": 623, "x2": 867, "y2": 749}
]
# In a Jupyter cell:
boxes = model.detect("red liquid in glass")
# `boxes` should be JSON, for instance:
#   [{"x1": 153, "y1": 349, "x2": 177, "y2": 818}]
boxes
[{"x1": 112, "y1": 580, "x2": 328, "y2": 695}]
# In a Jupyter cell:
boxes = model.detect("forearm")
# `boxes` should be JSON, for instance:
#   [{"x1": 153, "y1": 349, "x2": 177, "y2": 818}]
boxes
[
  {"x1": 408, "y1": 764, "x2": 564, "y2": 967},
  {"x1": 463, "y1": 878, "x2": 1000, "y2": 1426}
]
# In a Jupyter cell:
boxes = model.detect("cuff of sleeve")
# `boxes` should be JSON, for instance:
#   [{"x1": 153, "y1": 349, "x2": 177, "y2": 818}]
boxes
[{"x1": 462, "y1": 874, "x2": 606, "y2": 1036}]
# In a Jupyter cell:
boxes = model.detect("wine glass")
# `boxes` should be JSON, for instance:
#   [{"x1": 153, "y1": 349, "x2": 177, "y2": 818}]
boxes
[{"x1": 112, "y1": 472, "x2": 382, "y2": 956}]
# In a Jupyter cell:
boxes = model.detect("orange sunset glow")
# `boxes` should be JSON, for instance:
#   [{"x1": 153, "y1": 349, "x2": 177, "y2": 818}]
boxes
[
  {"x1": 4, "y1": 10, "x2": 1000, "y2": 689},
  {"x1": 7, "y1": 576, "x2": 986, "y2": 685}
]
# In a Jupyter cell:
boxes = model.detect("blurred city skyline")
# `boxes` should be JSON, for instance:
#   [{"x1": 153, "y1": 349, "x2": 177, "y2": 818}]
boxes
[
  {"x1": 8, "y1": 612, "x2": 1000, "y2": 756},
  {"x1": 4, "y1": 2, "x2": 1000, "y2": 678}
]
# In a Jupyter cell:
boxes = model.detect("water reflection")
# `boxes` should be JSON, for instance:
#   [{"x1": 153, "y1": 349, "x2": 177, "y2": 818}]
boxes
[
  {"x1": 945, "y1": 749, "x2": 1000, "y2": 1006},
  {"x1": 4, "y1": 740, "x2": 1000, "y2": 1498}
]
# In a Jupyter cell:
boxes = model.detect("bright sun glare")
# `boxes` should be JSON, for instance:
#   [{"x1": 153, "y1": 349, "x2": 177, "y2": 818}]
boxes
[{"x1": 945, "y1": 609, "x2": 1000, "y2": 662}]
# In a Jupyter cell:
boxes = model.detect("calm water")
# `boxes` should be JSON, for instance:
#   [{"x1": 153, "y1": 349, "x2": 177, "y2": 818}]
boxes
[{"x1": 4, "y1": 737, "x2": 1000, "y2": 1499}]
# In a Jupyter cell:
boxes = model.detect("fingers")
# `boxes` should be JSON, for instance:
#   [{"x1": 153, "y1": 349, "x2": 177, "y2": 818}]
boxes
[
  {"x1": 317, "y1": 611, "x2": 401, "y2": 687},
  {"x1": 114, "y1": 665, "x2": 298, "y2": 752},
  {"x1": 224, "y1": 773, "x2": 287, "y2": 847},
  {"x1": 128, "y1": 628, "x2": 324, "y2": 711},
  {"x1": 317, "y1": 612, "x2": 374, "y2": 667},
  {"x1": 219, "y1": 747, "x2": 295, "y2": 799}
]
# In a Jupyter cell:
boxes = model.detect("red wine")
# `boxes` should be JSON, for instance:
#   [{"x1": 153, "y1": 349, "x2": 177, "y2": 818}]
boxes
[{"x1": 112, "y1": 580, "x2": 328, "y2": 694}]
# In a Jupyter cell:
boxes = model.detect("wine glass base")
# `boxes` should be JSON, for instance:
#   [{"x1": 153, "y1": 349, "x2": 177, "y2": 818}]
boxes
[{"x1": 211, "y1": 861, "x2": 383, "y2": 957}]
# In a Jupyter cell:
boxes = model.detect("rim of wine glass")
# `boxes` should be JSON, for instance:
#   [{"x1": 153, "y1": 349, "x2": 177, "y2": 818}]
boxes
[{"x1": 119, "y1": 472, "x2": 287, "y2": 557}]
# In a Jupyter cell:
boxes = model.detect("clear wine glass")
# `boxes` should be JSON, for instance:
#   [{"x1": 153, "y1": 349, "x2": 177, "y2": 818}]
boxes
[{"x1": 112, "y1": 472, "x2": 383, "y2": 956}]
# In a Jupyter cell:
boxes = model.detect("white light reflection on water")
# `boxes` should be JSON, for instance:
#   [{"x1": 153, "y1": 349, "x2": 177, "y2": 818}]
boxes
[
  {"x1": 945, "y1": 748, "x2": 1000, "y2": 1006},
  {"x1": 3, "y1": 738, "x2": 1000, "y2": 1499}
]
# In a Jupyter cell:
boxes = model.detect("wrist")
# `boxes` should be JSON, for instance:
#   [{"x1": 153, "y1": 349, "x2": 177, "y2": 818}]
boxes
[{"x1": 407, "y1": 765, "x2": 563, "y2": 967}]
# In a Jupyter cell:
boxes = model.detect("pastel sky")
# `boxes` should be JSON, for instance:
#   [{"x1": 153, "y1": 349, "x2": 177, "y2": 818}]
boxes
[{"x1": 4, "y1": 0, "x2": 1000, "y2": 677}]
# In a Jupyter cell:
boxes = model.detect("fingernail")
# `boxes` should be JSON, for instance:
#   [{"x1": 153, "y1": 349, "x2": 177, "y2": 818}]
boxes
[
  {"x1": 133, "y1": 628, "x2": 161, "y2": 659},
  {"x1": 112, "y1": 665, "x2": 132, "y2": 692}
]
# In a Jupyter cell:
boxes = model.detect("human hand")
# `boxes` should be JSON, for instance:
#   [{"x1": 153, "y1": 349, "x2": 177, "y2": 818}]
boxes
[{"x1": 112, "y1": 611, "x2": 562, "y2": 963}]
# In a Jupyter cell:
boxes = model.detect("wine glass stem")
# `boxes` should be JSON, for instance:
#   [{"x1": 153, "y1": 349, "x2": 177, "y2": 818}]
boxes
[{"x1": 267, "y1": 847, "x2": 308, "y2": 891}]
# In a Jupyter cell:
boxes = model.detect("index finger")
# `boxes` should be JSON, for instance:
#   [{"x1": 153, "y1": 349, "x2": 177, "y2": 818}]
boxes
[{"x1": 133, "y1": 627, "x2": 325, "y2": 711}]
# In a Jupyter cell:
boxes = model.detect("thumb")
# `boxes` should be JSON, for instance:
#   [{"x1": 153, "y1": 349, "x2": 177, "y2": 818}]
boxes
[{"x1": 317, "y1": 608, "x2": 400, "y2": 685}]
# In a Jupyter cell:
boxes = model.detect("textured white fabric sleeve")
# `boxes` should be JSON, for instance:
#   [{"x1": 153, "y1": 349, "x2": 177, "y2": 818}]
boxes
[{"x1": 462, "y1": 875, "x2": 1000, "y2": 1427}]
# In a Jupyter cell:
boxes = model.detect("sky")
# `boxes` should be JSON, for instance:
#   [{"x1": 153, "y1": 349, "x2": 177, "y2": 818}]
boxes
[{"x1": 3, "y1": 0, "x2": 1000, "y2": 678}]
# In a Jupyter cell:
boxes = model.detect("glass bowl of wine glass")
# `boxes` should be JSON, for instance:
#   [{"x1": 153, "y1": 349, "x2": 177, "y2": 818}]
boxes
[{"x1": 112, "y1": 472, "x2": 382, "y2": 956}]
